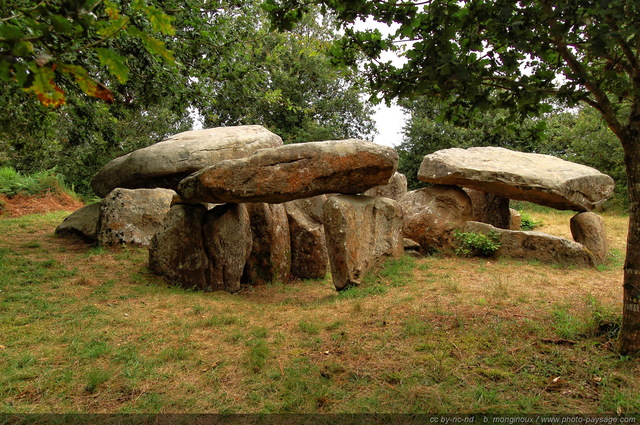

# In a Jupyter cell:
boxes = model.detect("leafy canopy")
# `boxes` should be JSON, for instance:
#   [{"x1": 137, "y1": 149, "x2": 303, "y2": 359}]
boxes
[
  {"x1": 0, "y1": 0, "x2": 176, "y2": 107},
  {"x1": 263, "y1": 0, "x2": 639, "y2": 136}
]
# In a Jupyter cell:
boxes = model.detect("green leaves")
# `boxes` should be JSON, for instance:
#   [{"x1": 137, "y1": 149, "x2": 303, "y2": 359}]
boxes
[
  {"x1": 22, "y1": 64, "x2": 66, "y2": 108},
  {"x1": 94, "y1": 48, "x2": 129, "y2": 84},
  {"x1": 127, "y1": 26, "x2": 176, "y2": 65},
  {"x1": 0, "y1": 0, "x2": 178, "y2": 107}
]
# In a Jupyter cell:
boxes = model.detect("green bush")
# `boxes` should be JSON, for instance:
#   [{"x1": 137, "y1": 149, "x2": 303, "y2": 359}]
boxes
[
  {"x1": 454, "y1": 230, "x2": 502, "y2": 257},
  {"x1": 519, "y1": 211, "x2": 543, "y2": 230},
  {"x1": 0, "y1": 166, "x2": 76, "y2": 198}
]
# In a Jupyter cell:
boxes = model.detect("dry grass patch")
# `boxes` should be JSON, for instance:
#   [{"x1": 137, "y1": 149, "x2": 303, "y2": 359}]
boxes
[{"x1": 0, "y1": 206, "x2": 638, "y2": 414}]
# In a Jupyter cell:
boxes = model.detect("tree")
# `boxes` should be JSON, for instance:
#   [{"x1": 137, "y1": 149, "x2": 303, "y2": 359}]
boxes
[
  {"x1": 264, "y1": 0, "x2": 640, "y2": 354},
  {"x1": 191, "y1": 6, "x2": 375, "y2": 144},
  {"x1": 1, "y1": 1, "x2": 375, "y2": 195},
  {"x1": 0, "y1": 0, "x2": 177, "y2": 106}
]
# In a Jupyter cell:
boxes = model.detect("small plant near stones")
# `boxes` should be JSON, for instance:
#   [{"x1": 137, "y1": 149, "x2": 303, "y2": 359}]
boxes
[
  {"x1": 454, "y1": 230, "x2": 502, "y2": 257},
  {"x1": 520, "y1": 211, "x2": 543, "y2": 230}
]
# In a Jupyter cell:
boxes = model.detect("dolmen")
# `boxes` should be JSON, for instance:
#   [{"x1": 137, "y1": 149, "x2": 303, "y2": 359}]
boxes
[
  {"x1": 56, "y1": 128, "x2": 616, "y2": 294},
  {"x1": 409, "y1": 147, "x2": 614, "y2": 265},
  {"x1": 62, "y1": 125, "x2": 404, "y2": 292}
]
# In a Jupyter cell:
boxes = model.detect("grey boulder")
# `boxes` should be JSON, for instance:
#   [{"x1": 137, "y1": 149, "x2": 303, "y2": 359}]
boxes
[
  {"x1": 418, "y1": 147, "x2": 614, "y2": 211},
  {"x1": 570, "y1": 212, "x2": 609, "y2": 265},
  {"x1": 323, "y1": 195, "x2": 404, "y2": 290},
  {"x1": 55, "y1": 203, "x2": 101, "y2": 243},
  {"x1": 177, "y1": 140, "x2": 398, "y2": 204},
  {"x1": 463, "y1": 221, "x2": 595, "y2": 267},
  {"x1": 92, "y1": 125, "x2": 283, "y2": 197},
  {"x1": 399, "y1": 185, "x2": 473, "y2": 253},
  {"x1": 364, "y1": 172, "x2": 408, "y2": 201},
  {"x1": 98, "y1": 188, "x2": 175, "y2": 247}
]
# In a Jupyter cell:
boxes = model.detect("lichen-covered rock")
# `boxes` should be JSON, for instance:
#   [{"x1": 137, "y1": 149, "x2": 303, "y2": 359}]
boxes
[
  {"x1": 284, "y1": 196, "x2": 328, "y2": 280},
  {"x1": 419, "y1": 147, "x2": 614, "y2": 211},
  {"x1": 98, "y1": 188, "x2": 175, "y2": 247},
  {"x1": 148, "y1": 203, "x2": 254, "y2": 293},
  {"x1": 55, "y1": 203, "x2": 101, "y2": 243},
  {"x1": 399, "y1": 185, "x2": 473, "y2": 253},
  {"x1": 148, "y1": 204, "x2": 211, "y2": 291},
  {"x1": 464, "y1": 221, "x2": 595, "y2": 267},
  {"x1": 243, "y1": 203, "x2": 291, "y2": 285},
  {"x1": 570, "y1": 212, "x2": 609, "y2": 265},
  {"x1": 203, "y1": 203, "x2": 252, "y2": 292},
  {"x1": 92, "y1": 125, "x2": 282, "y2": 197},
  {"x1": 323, "y1": 195, "x2": 404, "y2": 290},
  {"x1": 177, "y1": 140, "x2": 398, "y2": 204},
  {"x1": 364, "y1": 172, "x2": 408, "y2": 201}
]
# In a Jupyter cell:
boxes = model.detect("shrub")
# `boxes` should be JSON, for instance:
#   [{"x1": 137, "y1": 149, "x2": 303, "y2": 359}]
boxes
[
  {"x1": 454, "y1": 230, "x2": 502, "y2": 257},
  {"x1": 0, "y1": 166, "x2": 78, "y2": 199},
  {"x1": 520, "y1": 211, "x2": 543, "y2": 230}
]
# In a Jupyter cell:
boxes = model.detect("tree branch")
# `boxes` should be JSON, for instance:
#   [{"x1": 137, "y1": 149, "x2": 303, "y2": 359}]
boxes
[{"x1": 540, "y1": 0, "x2": 625, "y2": 139}]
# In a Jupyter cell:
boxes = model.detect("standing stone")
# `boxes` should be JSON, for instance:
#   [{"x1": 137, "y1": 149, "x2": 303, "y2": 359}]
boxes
[
  {"x1": 98, "y1": 188, "x2": 175, "y2": 247},
  {"x1": 509, "y1": 208, "x2": 522, "y2": 230},
  {"x1": 284, "y1": 196, "x2": 329, "y2": 280},
  {"x1": 399, "y1": 185, "x2": 473, "y2": 253},
  {"x1": 464, "y1": 188, "x2": 511, "y2": 229},
  {"x1": 364, "y1": 172, "x2": 408, "y2": 201},
  {"x1": 464, "y1": 221, "x2": 595, "y2": 267},
  {"x1": 418, "y1": 147, "x2": 614, "y2": 211},
  {"x1": 177, "y1": 140, "x2": 398, "y2": 204},
  {"x1": 148, "y1": 204, "x2": 211, "y2": 291},
  {"x1": 243, "y1": 203, "x2": 291, "y2": 285},
  {"x1": 570, "y1": 212, "x2": 609, "y2": 264},
  {"x1": 202, "y1": 204, "x2": 252, "y2": 293},
  {"x1": 92, "y1": 125, "x2": 283, "y2": 197},
  {"x1": 55, "y1": 203, "x2": 101, "y2": 243},
  {"x1": 323, "y1": 195, "x2": 404, "y2": 290}
]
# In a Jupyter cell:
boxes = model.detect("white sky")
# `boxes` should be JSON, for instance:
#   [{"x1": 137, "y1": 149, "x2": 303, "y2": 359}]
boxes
[
  {"x1": 351, "y1": 18, "x2": 409, "y2": 148},
  {"x1": 372, "y1": 102, "x2": 406, "y2": 147}
]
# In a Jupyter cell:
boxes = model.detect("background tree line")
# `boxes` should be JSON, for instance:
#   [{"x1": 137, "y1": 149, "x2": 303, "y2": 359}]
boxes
[{"x1": 0, "y1": 0, "x2": 375, "y2": 197}]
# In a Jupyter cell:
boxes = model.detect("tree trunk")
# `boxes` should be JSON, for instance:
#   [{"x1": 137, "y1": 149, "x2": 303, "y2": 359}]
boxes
[{"x1": 619, "y1": 132, "x2": 640, "y2": 355}]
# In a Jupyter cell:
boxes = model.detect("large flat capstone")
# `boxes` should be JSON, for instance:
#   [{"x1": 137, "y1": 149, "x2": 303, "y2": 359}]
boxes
[
  {"x1": 418, "y1": 147, "x2": 614, "y2": 211},
  {"x1": 176, "y1": 140, "x2": 398, "y2": 204},
  {"x1": 91, "y1": 125, "x2": 283, "y2": 197}
]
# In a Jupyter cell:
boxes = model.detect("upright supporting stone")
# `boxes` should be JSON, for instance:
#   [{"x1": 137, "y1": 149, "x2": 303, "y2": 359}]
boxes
[
  {"x1": 464, "y1": 188, "x2": 511, "y2": 229},
  {"x1": 364, "y1": 172, "x2": 408, "y2": 201},
  {"x1": 570, "y1": 212, "x2": 609, "y2": 265},
  {"x1": 323, "y1": 195, "x2": 404, "y2": 290},
  {"x1": 399, "y1": 185, "x2": 472, "y2": 254},
  {"x1": 243, "y1": 203, "x2": 291, "y2": 285},
  {"x1": 98, "y1": 188, "x2": 175, "y2": 247},
  {"x1": 148, "y1": 204, "x2": 211, "y2": 291},
  {"x1": 203, "y1": 204, "x2": 252, "y2": 292},
  {"x1": 509, "y1": 208, "x2": 522, "y2": 230},
  {"x1": 284, "y1": 196, "x2": 329, "y2": 280}
]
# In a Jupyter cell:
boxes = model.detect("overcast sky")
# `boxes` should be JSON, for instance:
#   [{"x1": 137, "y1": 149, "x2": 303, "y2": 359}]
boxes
[
  {"x1": 372, "y1": 103, "x2": 406, "y2": 147},
  {"x1": 352, "y1": 18, "x2": 409, "y2": 148}
]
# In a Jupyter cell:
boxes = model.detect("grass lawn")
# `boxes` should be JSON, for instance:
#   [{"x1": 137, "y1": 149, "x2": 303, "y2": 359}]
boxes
[{"x1": 0, "y1": 206, "x2": 638, "y2": 414}]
